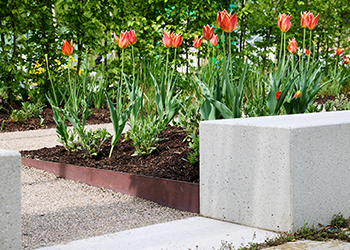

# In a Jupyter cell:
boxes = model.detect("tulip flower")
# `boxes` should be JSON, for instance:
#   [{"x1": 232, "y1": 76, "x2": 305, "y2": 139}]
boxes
[
  {"x1": 203, "y1": 25, "x2": 214, "y2": 41},
  {"x1": 210, "y1": 34, "x2": 218, "y2": 47},
  {"x1": 336, "y1": 48, "x2": 344, "y2": 56},
  {"x1": 129, "y1": 30, "x2": 137, "y2": 45},
  {"x1": 62, "y1": 39, "x2": 73, "y2": 56},
  {"x1": 305, "y1": 49, "x2": 310, "y2": 56},
  {"x1": 294, "y1": 90, "x2": 301, "y2": 98},
  {"x1": 163, "y1": 32, "x2": 173, "y2": 48},
  {"x1": 193, "y1": 36, "x2": 202, "y2": 48},
  {"x1": 306, "y1": 12, "x2": 319, "y2": 30},
  {"x1": 300, "y1": 11, "x2": 309, "y2": 28},
  {"x1": 275, "y1": 91, "x2": 282, "y2": 101},
  {"x1": 114, "y1": 31, "x2": 130, "y2": 49},
  {"x1": 288, "y1": 38, "x2": 297, "y2": 54},
  {"x1": 278, "y1": 14, "x2": 292, "y2": 33},
  {"x1": 217, "y1": 10, "x2": 237, "y2": 33},
  {"x1": 172, "y1": 34, "x2": 183, "y2": 48},
  {"x1": 344, "y1": 56, "x2": 349, "y2": 65}
]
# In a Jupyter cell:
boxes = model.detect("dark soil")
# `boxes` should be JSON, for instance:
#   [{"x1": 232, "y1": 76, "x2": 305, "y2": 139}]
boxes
[
  {"x1": 21, "y1": 126, "x2": 199, "y2": 183},
  {"x1": 0, "y1": 107, "x2": 111, "y2": 133}
]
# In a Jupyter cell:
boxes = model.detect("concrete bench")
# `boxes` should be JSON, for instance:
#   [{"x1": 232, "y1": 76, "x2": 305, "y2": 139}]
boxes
[
  {"x1": 0, "y1": 149, "x2": 21, "y2": 249},
  {"x1": 200, "y1": 111, "x2": 350, "y2": 232}
]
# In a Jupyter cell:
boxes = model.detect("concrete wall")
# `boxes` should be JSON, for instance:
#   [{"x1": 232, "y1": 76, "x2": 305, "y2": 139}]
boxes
[
  {"x1": 200, "y1": 111, "x2": 350, "y2": 232},
  {"x1": 0, "y1": 149, "x2": 21, "y2": 249}
]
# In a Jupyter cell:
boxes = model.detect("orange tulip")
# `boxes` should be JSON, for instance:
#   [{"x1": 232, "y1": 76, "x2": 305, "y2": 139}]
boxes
[
  {"x1": 305, "y1": 49, "x2": 310, "y2": 56},
  {"x1": 172, "y1": 34, "x2": 183, "y2": 48},
  {"x1": 210, "y1": 34, "x2": 218, "y2": 47},
  {"x1": 300, "y1": 11, "x2": 309, "y2": 28},
  {"x1": 288, "y1": 38, "x2": 297, "y2": 54},
  {"x1": 306, "y1": 12, "x2": 319, "y2": 30},
  {"x1": 163, "y1": 32, "x2": 173, "y2": 48},
  {"x1": 275, "y1": 91, "x2": 282, "y2": 101},
  {"x1": 203, "y1": 25, "x2": 214, "y2": 41},
  {"x1": 129, "y1": 30, "x2": 137, "y2": 45},
  {"x1": 193, "y1": 36, "x2": 202, "y2": 48},
  {"x1": 336, "y1": 48, "x2": 344, "y2": 55},
  {"x1": 277, "y1": 13, "x2": 292, "y2": 33},
  {"x1": 217, "y1": 10, "x2": 237, "y2": 33},
  {"x1": 344, "y1": 56, "x2": 349, "y2": 65},
  {"x1": 294, "y1": 90, "x2": 301, "y2": 98},
  {"x1": 62, "y1": 39, "x2": 73, "y2": 56},
  {"x1": 114, "y1": 31, "x2": 130, "y2": 49}
]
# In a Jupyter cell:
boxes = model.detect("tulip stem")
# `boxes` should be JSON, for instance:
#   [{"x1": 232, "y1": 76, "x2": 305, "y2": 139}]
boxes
[
  {"x1": 222, "y1": 30, "x2": 226, "y2": 79},
  {"x1": 122, "y1": 49, "x2": 124, "y2": 85},
  {"x1": 279, "y1": 32, "x2": 283, "y2": 64},
  {"x1": 165, "y1": 49, "x2": 169, "y2": 84},
  {"x1": 207, "y1": 42, "x2": 210, "y2": 72},
  {"x1": 132, "y1": 45, "x2": 135, "y2": 84},
  {"x1": 283, "y1": 33, "x2": 286, "y2": 69},
  {"x1": 229, "y1": 33, "x2": 232, "y2": 82},
  {"x1": 307, "y1": 30, "x2": 312, "y2": 70},
  {"x1": 45, "y1": 55, "x2": 58, "y2": 106},
  {"x1": 302, "y1": 28, "x2": 306, "y2": 70},
  {"x1": 170, "y1": 48, "x2": 177, "y2": 85}
]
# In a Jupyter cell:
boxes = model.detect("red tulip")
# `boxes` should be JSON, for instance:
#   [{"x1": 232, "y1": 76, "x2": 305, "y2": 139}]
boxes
[
  {"x1": 163, "y1": 32, "x2": 173, "y2": 48},
  {"x1": 277, "y1": 13, "x2": 292, "y2": 33},
  {"x1": 288, "y1": 38, "x2": 297, "y2": 54},
  {"x1": 203, "y1": 25, "x2": 214, "y2": 41},
  {"x1": 306, "y1": 12, "x2": 319, "y2": 30},
  {"x1": 193, "y1": 36, "x2": 202, "y2": 48},
  {"x1": 275, "y1": 91, "x2": 282, "y2": 101},
  {"x1": 344, "y1": 56, "x2": 349, "y2": 65},
  {"x1": 114, "y1": 31, "x2": 130, "y2": 49},
  {"x1": 305, "y1": 49, "x2": 310, "y2": 56},
  {"x1": 300, "y1": 11, "x2": 309, "y2": 28},
  {"x1": 217, "y1": 10, "x2": 237, "y2": 33},
  {"x1": 294, "y1": 90, "x2": 301, "y2": 98},
  {"x1": 129, "y1": 30, "x2": 137, "y2": 45},
  {"x1": 336, "y1": 48, "x2": 344, "y2": 55},
  {"x1": 172, "y1": 34, "x2": 183, "y2": 48},
  {"x1": 62, "y1": 39, "x2": 73, "y2": 56},
  {"x1": 210, "y1": 34, "x2": 218, "y2": 47}
]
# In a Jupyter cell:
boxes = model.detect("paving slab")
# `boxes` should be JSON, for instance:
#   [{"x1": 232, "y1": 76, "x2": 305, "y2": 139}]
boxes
[{"x1": 35, "y1": 216, "x2": 278, "y2": 250}]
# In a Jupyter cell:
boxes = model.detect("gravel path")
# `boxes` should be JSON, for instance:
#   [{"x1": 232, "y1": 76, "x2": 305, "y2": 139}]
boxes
[{"x1": 0, "y1": 125, "x2": 196, "y2": 249}]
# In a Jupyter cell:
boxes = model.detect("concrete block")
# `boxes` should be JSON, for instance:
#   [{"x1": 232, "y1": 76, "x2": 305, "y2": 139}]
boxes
[
  {"x1": 0, "y1": 149, "x2": 21, "y2": 249},
  {"x1": 200, "y1": 111, "x2": 350, "y2": 232}
]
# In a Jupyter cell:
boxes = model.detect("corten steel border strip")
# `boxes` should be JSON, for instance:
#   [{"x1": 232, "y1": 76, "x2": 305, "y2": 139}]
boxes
[{"x1": 21, "y1": 158, "x2": 199, "y2": 213}]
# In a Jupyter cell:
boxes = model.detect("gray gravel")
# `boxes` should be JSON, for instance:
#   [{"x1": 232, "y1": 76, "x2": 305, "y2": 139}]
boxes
[{"x1": 0, "y1": 124, "x2": 196, "y2": 249}]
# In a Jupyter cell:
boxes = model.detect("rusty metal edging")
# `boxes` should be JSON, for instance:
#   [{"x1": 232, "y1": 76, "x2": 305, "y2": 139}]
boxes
[{"x1": 22, "y1": 158, "x2": 199, "y2": 213}]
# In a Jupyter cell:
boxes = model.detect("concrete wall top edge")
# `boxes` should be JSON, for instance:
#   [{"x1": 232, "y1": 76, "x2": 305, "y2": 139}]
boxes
[
  {"x1": 200, "y1": 111, "x2": 350, "y2": 129},
  {"x1": 0, "y1": 149, "x2": 21, "y2": 157}
]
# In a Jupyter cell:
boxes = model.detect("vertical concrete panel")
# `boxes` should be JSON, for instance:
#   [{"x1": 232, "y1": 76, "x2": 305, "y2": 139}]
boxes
[{"x1": 0, "y1": 149, "x2": 21, "y2": 249}]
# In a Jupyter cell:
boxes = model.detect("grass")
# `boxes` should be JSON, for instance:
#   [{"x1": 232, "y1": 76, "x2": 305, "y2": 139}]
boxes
[{"x1": 216, "y1": 213, "x2": 350, "y2": 250}]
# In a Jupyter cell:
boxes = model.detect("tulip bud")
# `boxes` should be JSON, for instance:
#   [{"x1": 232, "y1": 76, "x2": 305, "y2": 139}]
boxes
[
  {"x1": 305, "y1": 49, "x2": 310, "y2": 56},
  {"x1": 300, "y1": 11, "x2": 309, "y2": 28},
  {"x1": 163, "y1": 32, "x2": 173, "y2": 48},
  {"x1": 307, "y1": 12, "x2": 319, "y2": 30},
  {"x1": 344, "y1": 56, "x2": 349, "y2": 65},
  {"x1": 114, "y1": 31, "x2": 130, "y2": 49},
  {"x1": 288, "y1": 38, "x2": 297, "y2": 54},
  {"x1": 336, "y1": 48, "x2": 344, "y2": 56},
  {"x1": 278, "y1": 13, "x2": 292, "y2": 33},
  {"x1": 193, "y1": 36, "x2": 202, "y2": 48},
  {"x1": 203, "y1": 25, "x2": 214, "y2": 41},
  {"x1": 294, "y1": 90, "x2": 301, "y2": 98},
  {"x1": 217, "y1": 10, "x2": 237, "y2": 33},
  {"x1": 62, "y1": 39, "x2": 73, "y2": 56},
  {"x1": 210, "y1": 35, "x2": 218, "y2": 47},
  {"x1": 129, "y1": 30, "x2": 137, "y2": 45},
  {"x1": 172, "y1": 34, "x2": 183, "y2": 48},
  {"x1": 275, "y1": 91, "x2": 282, "y2": 101}
]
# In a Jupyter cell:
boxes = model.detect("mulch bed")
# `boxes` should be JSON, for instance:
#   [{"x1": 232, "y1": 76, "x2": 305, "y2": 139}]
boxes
[
  {"x1": 0, "y1": 106, "x2": 111, "y2": 132},
  {"x1": 21, "y1": 126, "x2": 199, "y2": 183}
]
